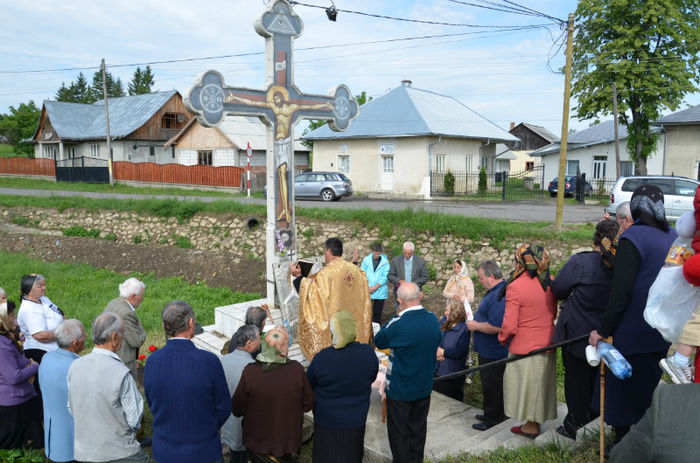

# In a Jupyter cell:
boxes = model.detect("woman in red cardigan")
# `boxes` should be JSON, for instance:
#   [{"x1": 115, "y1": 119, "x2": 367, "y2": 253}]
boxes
[{"x1": 498, "y1": 244, "x2": 558, "y2": 439}]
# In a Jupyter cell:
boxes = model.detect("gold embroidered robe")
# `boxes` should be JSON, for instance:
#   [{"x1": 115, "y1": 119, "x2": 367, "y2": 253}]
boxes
[{"x1": 298, "y1": 257, "x2": 372, "y2": 360}]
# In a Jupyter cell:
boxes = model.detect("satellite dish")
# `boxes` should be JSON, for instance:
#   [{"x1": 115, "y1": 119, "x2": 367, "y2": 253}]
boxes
[{"x1": 176, "y1": 114, "x2": 186, "y2": 123}]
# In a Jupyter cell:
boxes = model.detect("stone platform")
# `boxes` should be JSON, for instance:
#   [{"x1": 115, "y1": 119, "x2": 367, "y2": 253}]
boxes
[{"x1": 194, "y1": 300, "x2": 586, "y2": 461}]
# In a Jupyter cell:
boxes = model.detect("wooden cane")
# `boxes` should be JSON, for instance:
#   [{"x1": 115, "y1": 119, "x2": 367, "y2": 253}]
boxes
[{"x1": 599, "y1": 361, "x2": 605, "y2": 463}]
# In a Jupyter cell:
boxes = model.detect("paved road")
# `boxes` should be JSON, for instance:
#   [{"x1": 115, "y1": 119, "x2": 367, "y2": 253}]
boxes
[{"x1": 0, "y1": 187, "x2": 603, "y2": 223}]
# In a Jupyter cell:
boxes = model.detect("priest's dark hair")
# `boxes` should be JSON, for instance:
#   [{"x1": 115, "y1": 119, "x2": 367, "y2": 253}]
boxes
[{"x1": 325, "y1": 237, "x2": 343, "y2": 257}]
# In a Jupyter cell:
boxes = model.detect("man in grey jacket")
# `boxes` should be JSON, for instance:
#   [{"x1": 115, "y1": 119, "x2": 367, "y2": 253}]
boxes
[
  {"x1": 388, "y1": 241, "x2": 429, "y2": 308},
  {"x1": 220, "y1": 325, "x2": 261, "y2": 463},
  {"x1": 103, "y1": 278, "x2": 147, "y2": 376},
  {"x1": 67, "y1": 312, "x2": 147, "y2": 463}
]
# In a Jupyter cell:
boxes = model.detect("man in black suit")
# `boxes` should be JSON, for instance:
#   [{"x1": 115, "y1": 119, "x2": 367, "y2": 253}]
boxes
[{"x1": 388, "y1": 241, "x2": 429, "y2": 309}]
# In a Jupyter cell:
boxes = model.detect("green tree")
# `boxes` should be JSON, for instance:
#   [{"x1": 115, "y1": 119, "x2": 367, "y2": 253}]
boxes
[
  {"x1": 572, "y1": 0, "x2": 700, "y2": 175},
  {"x1": 478, "y1": 166, "x2": 487, "y2": 196},
  {"x1": 56, "y1": 72, "x2": 91, "y2": 103},
  {"x1": 302, "y1": 91, "x2": 372, "y2": 148},
  {"x1": 444, "y1": 170, "x2": 455, "y2": 196},
  {"x1": 89, "y1": 69, "x2": 125, "y2": 102},
  {"x1": 0, "y1": 101, "x2": 41, "y2": 156},
  {"x1": 128, "y1": 65, "x2": 155, "y2": 95}
]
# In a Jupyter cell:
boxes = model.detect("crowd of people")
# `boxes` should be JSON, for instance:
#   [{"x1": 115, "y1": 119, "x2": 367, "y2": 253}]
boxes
[{"x1": 1, "y1": 183, "x2": 699, "y2": 463}]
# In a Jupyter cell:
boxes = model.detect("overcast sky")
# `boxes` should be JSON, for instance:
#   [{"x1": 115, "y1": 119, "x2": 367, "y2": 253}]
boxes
[{"x1": 2, "y1": 0, "x2": 698, "y2": 136}]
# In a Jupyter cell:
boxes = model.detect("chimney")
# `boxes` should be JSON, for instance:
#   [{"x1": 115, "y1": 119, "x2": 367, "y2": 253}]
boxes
[
  {"x1": 401, "y1": 79, "x2": 412, "y2": 87},
  {"x1": 509, "y1": 122, "x2": 515, "y2": 131}
]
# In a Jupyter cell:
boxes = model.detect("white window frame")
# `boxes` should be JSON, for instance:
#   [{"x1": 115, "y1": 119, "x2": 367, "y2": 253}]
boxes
[
  {"x1": 435, "y1": 155, "x2": 446, "y2": 173},
  {"x1": 466, "y1": 155, "x2": 474, "y2": 173},
  {"x1": 338, "y1": 154, "x2": 350, "y2": 175},
  {"x1": 593, "y1": 156, "x2": 607, "y2": 179},
  {"x1": 90, "y1": 144, "x2": 100, "y2": 157},
  {"x1": 566, "y1": 160, "x2": 579, "y2": 176},
  {"x1": 382, "y1": 156, "x2": 394, "y2": 173}
]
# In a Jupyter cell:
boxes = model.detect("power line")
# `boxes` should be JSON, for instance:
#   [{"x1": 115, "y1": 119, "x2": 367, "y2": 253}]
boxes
[
  {"x1": 448, "y1": 0, "x2": 566, "y2": 24},
  {"x1": 290, "y1": 1, "x2": 555, "y2": 27}
]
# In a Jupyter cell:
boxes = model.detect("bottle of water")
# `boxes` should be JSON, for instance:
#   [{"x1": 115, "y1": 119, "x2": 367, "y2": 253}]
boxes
[
  {"x1": 597, "y1": 341, "x2": 632, "y2": 379},
  {"x1": 283, "y1": 320, "x2": 292, "y2": 347}
]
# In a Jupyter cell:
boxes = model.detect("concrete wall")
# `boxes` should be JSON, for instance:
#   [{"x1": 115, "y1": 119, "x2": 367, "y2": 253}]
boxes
[{"x1": 663, "y1": 124, "x2": 700, "y2": 180}]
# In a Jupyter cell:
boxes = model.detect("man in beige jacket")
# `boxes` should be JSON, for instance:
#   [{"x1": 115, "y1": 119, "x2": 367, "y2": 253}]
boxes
[{"x1": 103, "y1": 278, "x2": 147, "y2": 376}]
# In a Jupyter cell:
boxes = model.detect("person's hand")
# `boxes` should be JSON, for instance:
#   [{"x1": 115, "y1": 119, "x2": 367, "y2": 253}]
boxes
[
  {"x1": 589, "y1": 330, "x2": 603, "y2": 346},
  {"x1": 28, "y1": 376, "x2": 35, "y2": 385},
  {"x1": 601, "y1": 211, "x2": 611, "y2": 222},
  {"x1": 466, "y1": 320, "x2": 478, "y2": 332},
  {"x1": 24, "y1": 359, "x2": 36, "y2": 368},
  {"x1": 436, "y1": 347, "x2": 445, "y2": 361},
  {"x1": 289, "y1": 262, "x2": 301, "y2": 277},
  {"x1": 352, "y1": 249, "x2": 359, "y2": 263},
  {"x1": 398, "y1": 280, "x2": 406, "y2": 285}
]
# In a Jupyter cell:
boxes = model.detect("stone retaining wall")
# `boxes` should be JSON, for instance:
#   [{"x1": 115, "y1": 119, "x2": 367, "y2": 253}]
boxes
[{"x1": 2, "y1": 206, "x2": 591, "y2": 292}]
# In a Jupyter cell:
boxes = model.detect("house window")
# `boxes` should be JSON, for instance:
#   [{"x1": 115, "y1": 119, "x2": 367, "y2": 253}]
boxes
[
  {"x1": 566, "y1": 160, "x2": 579, "y2": 176},
  {"x1": 383, "y1": 156, "x2": 394, "y2": 173},
  {"x1": 161, "y1": 113, "x2": 185, "y2": 129},
  {"x1": 525, "y1": 161, "x2": 534, "y2": 171},
  {"x1": 435, "y1": 155, "x2": 446, "y2": 173},
  {"x1": 338, "y1": 155, "x2": 350, "y2": 174},
  {"x1": 198, "y1": 150, "x2": 213, "y2": 166},
  {"x1": 593, "y1": 156, "x2": 607, "y2": 179},
  {"x1": 149, "y1": 146, "x2": 155, "y2": 156},
  {"x1": 620, "y1": 161, "x2": 634, "y2": 177},
  {"x1": 466, "y1": 155, "x2": 474, "y2": 172},
  {"x1": 90, "y1": 144, "x2": 100, "y2": 157},
  {"x1": 481, "y1": 156, "x2": 488, "y2": 170}
]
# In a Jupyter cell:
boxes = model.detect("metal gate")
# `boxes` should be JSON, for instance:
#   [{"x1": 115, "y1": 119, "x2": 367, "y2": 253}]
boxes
[
  {"x1": 502, "y1": 165, "x2": 545, "y2": 201},
  {"x1": 56, "y1": 157, "x2": 109, "y2": 183}
]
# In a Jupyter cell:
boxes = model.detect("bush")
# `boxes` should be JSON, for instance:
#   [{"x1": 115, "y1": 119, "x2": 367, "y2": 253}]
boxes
[
  {"x1": 175, "y1": 235, "x2": 194, "y2": 249},
  {"x1": 10, "y1": 215, "x2": 29, "y2": 226},
  {"x1": 444, "y1": 170, "x2": 455, "y2": 196},
  {"x1": 478, "y1": 166, "x2": 488, "y2": 196},
  {"x1": 63, "y1": 226, "x2": 100, "y2": 238},
  {"x1": 102, "y1": 233, "x2": 117, "y2": 241}
]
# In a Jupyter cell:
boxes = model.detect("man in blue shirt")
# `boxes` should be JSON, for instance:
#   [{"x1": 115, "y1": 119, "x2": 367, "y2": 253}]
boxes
[
  {"x1": 374, "y1": 282, "x2": 441, "y2": 463},
  {"x1": 467, "y1": 260, "x2": 508, "y2": 431}
]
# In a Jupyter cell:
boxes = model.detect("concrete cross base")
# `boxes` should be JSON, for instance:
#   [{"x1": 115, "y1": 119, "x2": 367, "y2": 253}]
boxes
[{"x1": 193, "y1": 298, "x2": 308, "y2": 366}]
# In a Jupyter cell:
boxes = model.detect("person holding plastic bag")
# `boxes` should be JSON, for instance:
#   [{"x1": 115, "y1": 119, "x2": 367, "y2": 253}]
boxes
[{"x1": 589, "y1": 184, "x2": 677, "y2": 454}]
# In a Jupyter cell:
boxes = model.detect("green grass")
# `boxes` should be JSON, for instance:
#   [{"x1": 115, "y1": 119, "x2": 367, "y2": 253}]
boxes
[
  {"x1": 0, "y1": 145, "x2": 25, "y2": 158},
  {"x1": 0, "y1": 250, "x2": 260, "y2": 348},
  {"x1": 0, "y1": 176, "x2": 254, "y2": 198}
]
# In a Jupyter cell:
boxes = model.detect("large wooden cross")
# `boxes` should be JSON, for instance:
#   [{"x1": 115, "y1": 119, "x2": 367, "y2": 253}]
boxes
[{"x1": 185, "y1": 0, "x2": 359, "y2": 305}]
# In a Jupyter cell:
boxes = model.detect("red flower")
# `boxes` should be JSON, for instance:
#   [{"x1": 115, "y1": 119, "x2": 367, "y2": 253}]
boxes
[
  {"x1": 139, "y1": 354, "x2": 147, "y2": 360},
  {"x1": 148, "y1": 345, "x2": 157, "y2": 352}
]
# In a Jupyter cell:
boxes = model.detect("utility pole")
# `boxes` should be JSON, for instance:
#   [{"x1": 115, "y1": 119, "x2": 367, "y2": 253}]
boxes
[
  {"x1": 102, "y1": 58, "x2": 114, "y2": 186},
  {"x1": 612, "y1": 81, "x2": 621, "y2": 179},
  {"x1": 555, "y1": 14, "x2": 575, "y2": 233}
]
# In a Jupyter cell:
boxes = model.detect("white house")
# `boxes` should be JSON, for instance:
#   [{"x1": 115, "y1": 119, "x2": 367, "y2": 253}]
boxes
[
  {"x1": 302, "y1": 80, "x2": 519, "y2": 196},
  {"x1": 530, "y1": 120, "x2": 665, "y2": 187},
  {"x1": 656, "y1": 103, "x2": 700, "y2": 180}
]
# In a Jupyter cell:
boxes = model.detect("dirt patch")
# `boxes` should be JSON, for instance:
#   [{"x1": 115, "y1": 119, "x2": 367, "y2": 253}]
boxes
[{"x1": 0, "y1": 219, "x2": 446, "y2": 322}]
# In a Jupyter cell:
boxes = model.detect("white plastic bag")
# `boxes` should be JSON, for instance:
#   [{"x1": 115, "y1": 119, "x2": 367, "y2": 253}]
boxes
[{"x1": 644, "y1": 266, "x2": 700, "y2": 343}]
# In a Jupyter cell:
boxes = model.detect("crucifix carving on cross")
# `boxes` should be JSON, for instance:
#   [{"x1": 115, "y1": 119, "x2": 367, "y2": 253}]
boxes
[{"x1": 185, "y1": 0, "x2": 359, "y2": 306}]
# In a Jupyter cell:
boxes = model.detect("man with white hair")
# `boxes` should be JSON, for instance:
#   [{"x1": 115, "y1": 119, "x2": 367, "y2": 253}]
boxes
[
  {"x1": 103, "y1": 277, "x2": 147, "y2": 376},
  {"x1": 374, "y1": 282, "x2": 441, "y2": 463},
  {"x1": 616, "y1": 201, "x2": 634, "y2": 234},
  {"x1": 39, "y1": 319, "x2": 86, "y2": 463},
  {"x1": 68, "y1": 312, "x2": 147, "y2": 463},
  {"x1": 388, "y1": 241, "x2": 430, "y2": 308}
]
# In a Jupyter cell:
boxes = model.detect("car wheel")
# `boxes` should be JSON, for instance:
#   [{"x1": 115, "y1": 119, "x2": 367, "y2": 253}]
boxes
[{"x1": 321, "y1": 188, "x2": 335, "y2": 202}]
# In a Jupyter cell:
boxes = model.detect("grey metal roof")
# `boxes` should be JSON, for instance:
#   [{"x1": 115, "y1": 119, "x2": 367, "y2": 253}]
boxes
[
  {"x1": 494, "y1": 143, "x2": 517, "y2": 160},
  {"x1": 303, "y1": 83, "x2": 518, "y2": 143},
  {"x1": 518, "y1": 122, "x2": 559, "y2": 142},
  {"x1": 213, "y1": 115, "x2": 309, "y2": 151},
  {"x1": 656, "y1": 103, "x2": 700, "y2": 125},
  {"x1": 39, "y1": 91, "x2": 179, "y2": 141},
  {"x1": 531, "y1": 120, "x2": 634, "y2": 157}
]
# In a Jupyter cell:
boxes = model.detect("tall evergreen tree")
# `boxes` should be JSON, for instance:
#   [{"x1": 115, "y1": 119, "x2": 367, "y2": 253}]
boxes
[
  {"x1": 55, "y1": 72, "x2": 92, "y2": 103},
  {"x1": 128, "y1": 65, "x2": 155, "y2": 95},
  {"x1": 572, "y1": 0, "x2": 700, "y2": 175},
  {"x1": 89, "y1": 68, "x2": 125, "y2": 102}
]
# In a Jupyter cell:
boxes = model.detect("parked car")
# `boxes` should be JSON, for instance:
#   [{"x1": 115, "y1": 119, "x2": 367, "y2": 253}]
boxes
[
  {"x1": 547, "y1": 176, "x2": 593, "y2": 197},
  {"x1": 606, "y1": 175, "x2": 699, "y2": 221},
  {"x1": 263, "y1": 171, "x2": 353, "y2": 201}
]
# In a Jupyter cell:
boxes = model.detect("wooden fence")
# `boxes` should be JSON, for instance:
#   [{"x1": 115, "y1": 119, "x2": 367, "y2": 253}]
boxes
[
  {"x1": 113, "y1": 162, "x2": 245, "y2": 187},
  {"x1": 0, "y1": 157, "x2": 55, "y2": 177}
]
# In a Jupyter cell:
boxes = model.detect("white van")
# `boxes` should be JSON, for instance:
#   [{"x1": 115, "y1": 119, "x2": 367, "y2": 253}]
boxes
[{"x1": 606, "y1": 176, "x2": 699, "y2": 220}]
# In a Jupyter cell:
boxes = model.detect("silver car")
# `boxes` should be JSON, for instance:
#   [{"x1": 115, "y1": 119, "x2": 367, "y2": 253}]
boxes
[
  {"x1": 263, "y1": 171, "x2": 353, "y2": 201},
  {"x1": 606, "y1": 175, "x2": 699, "y2": 220}
]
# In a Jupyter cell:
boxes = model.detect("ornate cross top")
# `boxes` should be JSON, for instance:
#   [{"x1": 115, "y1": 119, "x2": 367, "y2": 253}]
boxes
[{"x1": 184, "y1": 0, "x2": 359, "y2": 305}]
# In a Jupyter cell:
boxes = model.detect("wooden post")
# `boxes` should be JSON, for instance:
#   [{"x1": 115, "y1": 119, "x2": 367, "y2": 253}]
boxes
[
  {"x1": 612, "y1": 81, "x2": 621, "y2": 179},
  {"x1": 102, "y1": 59, "x2": 114, "y2": 187},
  {"x1": 555, "y1": 13, "x2": 575, "y2": 232}
]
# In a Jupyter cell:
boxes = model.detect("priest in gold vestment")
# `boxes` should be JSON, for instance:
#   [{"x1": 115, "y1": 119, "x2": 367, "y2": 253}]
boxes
[{"x1": 297, "y1": 237, "x2": 372, "y2": 360}]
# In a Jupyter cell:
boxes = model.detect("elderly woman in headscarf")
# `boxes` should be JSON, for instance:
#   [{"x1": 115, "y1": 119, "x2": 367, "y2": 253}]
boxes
[
  {"x1": 306, "y1": 310, "x2": 379, "y2": 463},
  {"x1": 443, "y1": 259, "x2": 475, "y2": 315},
  {"x1": 589, "y1": 184, "x2": 677, "y2": 451},
  {"x1": 232, "y1": 326, "x2": 314, "y2": 463},
  {"x1": 498, "y1": 244, "x2": 558, "y2": 439},
  {"x1": 0, "y1": 300, "x2": 43, "y2": 450},
  {"x1": 17, "y1": 274, "x2": 64, "y2": 365},
  {"x1": 551, "y1": 219, "x2": 619, "y2": 439}
]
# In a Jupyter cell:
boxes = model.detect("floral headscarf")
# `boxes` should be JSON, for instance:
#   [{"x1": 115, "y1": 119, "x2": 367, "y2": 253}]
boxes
[
  {"x1": 503, "y1": 243, "x2": 551, "y2": 293},
  {"x1": 256, "y1": 325, "x2": 290, "y2": 371},
  {"x1": 330, "y1": 310, "x2": 356, "y2": 349}
]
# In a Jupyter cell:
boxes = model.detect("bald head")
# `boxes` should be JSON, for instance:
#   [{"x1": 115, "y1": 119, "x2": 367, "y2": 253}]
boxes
[{"x1": 396, "y1": 282, "x2": 421, "y2": 312}]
